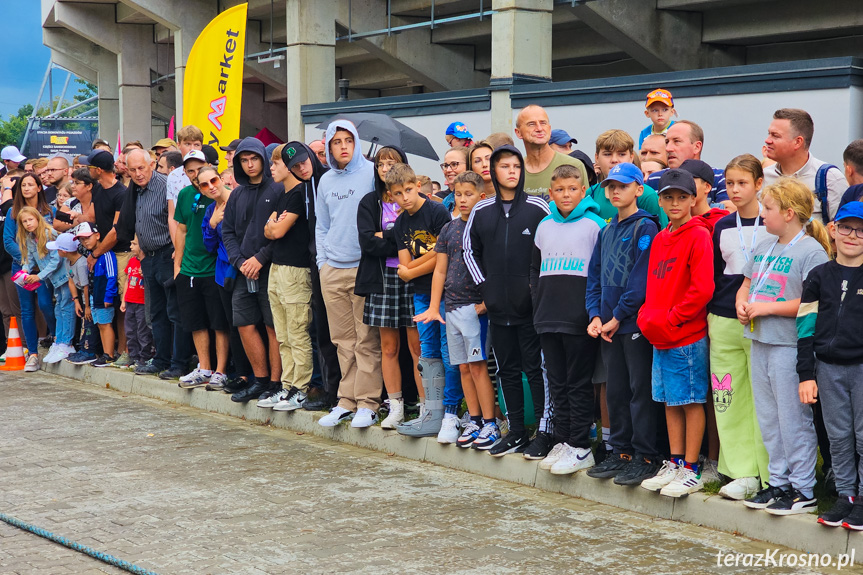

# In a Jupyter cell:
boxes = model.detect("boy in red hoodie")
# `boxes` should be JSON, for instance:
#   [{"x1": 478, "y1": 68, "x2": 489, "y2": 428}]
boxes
[{"x1": 637, "y1": 169, "x2": 714, "y2": 498}]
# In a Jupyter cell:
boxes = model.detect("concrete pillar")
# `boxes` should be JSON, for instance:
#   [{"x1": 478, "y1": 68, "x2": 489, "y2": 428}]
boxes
[
  {"x1": 43, "y1": 28, "x2": 121, "y2": 143},
  {"x1": 52, "y1": 2, "x2": 158, "y2": 146},
  {"x1": 489, "y1": 0, "x2": 553, "y2": 135},
  {"x1": 285, "y1": 0, "x2": 337, "y2": 141}
]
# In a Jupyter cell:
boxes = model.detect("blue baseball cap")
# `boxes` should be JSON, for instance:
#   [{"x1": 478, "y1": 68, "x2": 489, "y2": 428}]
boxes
[
  {"x1": 834, "y1": 201, "x2": 863, "y2": 223},
  {"x1": 445, "y1": 122, "x2": 473, "y2": 140},
  {"x1": 549, "y1": 129, "x2": 578, "y2": 146},
  {"x1": 600, "y1": 162, "x2": 643, "y2": 187}
]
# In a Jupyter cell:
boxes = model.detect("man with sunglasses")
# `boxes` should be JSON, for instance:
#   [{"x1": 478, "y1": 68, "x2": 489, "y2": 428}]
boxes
[{"x1": 171, "y1": 150, "x2": 230, "y2": 388}]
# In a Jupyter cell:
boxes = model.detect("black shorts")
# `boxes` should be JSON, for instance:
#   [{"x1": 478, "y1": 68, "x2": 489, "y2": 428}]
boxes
[
  {"x1": 176, "y1": 273, "x2": 229, "y2": 332},
  {"x1": 231, "y1": 267, "x2": 274, "y2": 328}
]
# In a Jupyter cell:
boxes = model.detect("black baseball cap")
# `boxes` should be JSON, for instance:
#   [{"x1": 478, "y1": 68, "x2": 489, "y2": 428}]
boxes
[
  {"x1": 679, "y1": 159, "x2": 715, "y2": 187},
  {"x1": 201, "y1": 144, "x2": 219, "y2": 165},
  {"x1": 219, "y1": 139, "x2": 241, "y2": 152},
  {"x1": 658, "y1": 168, "x2": 697, "y2": 196},
  {"x1": 80, "y1": 150, "x2": 114, "y2": 171},
  {"x1": 282, "y1": 142, "x2": 310, "y2": 170}
]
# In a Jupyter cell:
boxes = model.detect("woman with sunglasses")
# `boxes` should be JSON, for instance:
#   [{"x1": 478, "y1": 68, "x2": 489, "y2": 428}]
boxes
[
  {"x1": 200, "y1": 165, "x2": 252, "y2": 392},
  {"x1": 2, "y1": 172, "x2": 56, "y2": 365}
]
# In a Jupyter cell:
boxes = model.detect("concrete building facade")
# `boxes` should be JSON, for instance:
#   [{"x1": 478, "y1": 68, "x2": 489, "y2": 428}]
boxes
[{"x1": 41, "y1": 0, "x2": 863, "y2": 167}]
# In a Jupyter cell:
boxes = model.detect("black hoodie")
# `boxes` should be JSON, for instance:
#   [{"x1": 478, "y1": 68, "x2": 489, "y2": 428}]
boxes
[
  {"x1": 463, "y1": 145, "x2": 550, "y2": 326},
  {"x1": 284, "y1": 141, "x2": 329, "y2": 261},
  {"x1": 355, "y1": 146, "x2": 408, "y2": 297},
  {"x1": 222, "y1": 137, "x2": 282, "y2": 268}
]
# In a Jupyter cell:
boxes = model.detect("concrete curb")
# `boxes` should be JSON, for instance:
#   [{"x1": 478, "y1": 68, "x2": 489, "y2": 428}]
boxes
[{"x1": 42, "y1": 361, "x2": 855, "y2": 561}]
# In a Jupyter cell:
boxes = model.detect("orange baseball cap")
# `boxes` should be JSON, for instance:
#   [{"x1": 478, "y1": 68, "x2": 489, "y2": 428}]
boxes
[{"x1": 645, "y1": 88, "x2": 674, "y2": 108}]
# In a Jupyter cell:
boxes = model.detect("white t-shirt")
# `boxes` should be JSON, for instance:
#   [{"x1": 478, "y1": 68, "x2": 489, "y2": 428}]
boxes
[
  {"x1": 166, "y1": 165, "x2": 191, "y2": 204},
  {"x1": 763, "y1": 154, "x2": 848, "y2": 221}
]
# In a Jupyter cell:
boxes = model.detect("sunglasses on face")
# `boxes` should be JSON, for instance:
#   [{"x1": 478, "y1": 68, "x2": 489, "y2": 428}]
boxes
[{"x1": 198, "y1": 176, "x2": 221, "y2": 190}]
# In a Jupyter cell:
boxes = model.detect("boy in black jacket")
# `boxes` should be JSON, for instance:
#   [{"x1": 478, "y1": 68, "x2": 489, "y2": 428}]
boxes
[
  {"x1": 464, "y1": 145, "x2": 550, "y2": 456},
  {"x1": 798, "y1": 201, "x2": 863, "y2": 529}
]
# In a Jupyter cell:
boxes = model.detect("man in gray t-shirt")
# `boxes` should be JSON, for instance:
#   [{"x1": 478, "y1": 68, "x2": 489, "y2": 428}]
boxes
[{"x1": 743, "y1": 235, "x2": 829, "y2": 346}]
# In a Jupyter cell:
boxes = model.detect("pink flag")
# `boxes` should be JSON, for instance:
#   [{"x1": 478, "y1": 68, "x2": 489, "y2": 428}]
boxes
[
  {"x1": 168, "y1": 116, "x2": 175, "y2": 140},
  {"x1": 114, "y1": 130, "x2": 121, "y2": 161}
]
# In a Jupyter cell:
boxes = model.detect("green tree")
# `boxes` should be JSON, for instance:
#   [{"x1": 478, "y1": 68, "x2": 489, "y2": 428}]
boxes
[
  {"x1": 73, "y1": 79, "x2": 97, "y2": 103},
  {"x1": 0, "y1": 104, "x2": 34, "y2": 148}
]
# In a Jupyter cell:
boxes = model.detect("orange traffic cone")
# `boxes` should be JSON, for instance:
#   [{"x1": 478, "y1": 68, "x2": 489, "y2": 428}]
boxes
[{"x1": 0, "y1": 317, "x2": 26, "y2": 371}]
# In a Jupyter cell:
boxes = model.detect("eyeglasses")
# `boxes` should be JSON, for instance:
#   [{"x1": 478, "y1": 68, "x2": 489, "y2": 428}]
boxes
[
  {"x1": 199, "y1": 176, "x2": 221, "y2": 190},
  {"x1": 440, "y1": 161, "x2": 462, "y2": 171},
  {"x1": 836, "y1": 222, "x2": 863, "y2": 239}
]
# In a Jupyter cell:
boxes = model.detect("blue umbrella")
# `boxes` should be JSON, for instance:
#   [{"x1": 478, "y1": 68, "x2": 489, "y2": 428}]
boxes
[{"x1": 316, "y1": 113, "x2": 440, "y2": 161}]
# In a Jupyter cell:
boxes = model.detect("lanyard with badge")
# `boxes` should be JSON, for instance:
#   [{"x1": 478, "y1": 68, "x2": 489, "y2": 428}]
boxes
[
  {"x1": 736, "y1": 202, "x2": 761, "y2": 263},
  {"x1": 747, "y1": 228, "x2": 805, "y2": 331}
]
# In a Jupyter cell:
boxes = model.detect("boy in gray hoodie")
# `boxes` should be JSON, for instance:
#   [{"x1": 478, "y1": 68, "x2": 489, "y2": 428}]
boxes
[{"x1": 315, "y1": 120, "x2": 383, "y2": 428}]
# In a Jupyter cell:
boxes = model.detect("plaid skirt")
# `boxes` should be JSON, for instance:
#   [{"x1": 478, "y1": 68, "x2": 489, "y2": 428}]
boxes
[{"x1": 363, "y1": 266, "x2": 416, "y2": 328}]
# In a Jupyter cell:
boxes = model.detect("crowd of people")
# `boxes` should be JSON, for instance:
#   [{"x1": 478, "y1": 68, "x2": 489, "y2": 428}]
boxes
[{"x1": 5, "y1": 87, "x2": 863, "y2": 530}]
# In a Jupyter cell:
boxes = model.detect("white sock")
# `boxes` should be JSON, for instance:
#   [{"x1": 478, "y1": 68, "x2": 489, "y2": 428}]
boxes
[{"x1": 602, "y1": 427, "x2": 610, "y2": 442}]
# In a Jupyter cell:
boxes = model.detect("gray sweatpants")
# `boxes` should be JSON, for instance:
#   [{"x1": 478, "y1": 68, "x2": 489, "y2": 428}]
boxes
[
  {"x1": 751, "y1": 341, "x2": 817, "y2": 496},
  {"x1": 816, "y1": 360, "x2": 863, "y2": 497}
]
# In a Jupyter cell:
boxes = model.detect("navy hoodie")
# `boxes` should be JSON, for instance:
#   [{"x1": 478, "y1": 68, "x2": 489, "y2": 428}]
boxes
[
  {"x1": 586, "y1": 209, "x2": 659, "y2": 335},
  {"x1": 222, "y1": 137, "x2": 282, "y2": 268},
  {"x1": 463, "y1": 145, "x2": 550, "y2": 326}
]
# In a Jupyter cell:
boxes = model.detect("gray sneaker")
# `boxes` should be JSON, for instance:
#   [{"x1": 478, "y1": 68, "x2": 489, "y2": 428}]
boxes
[
  {"x1": 24, "y1": 354, "x2": 40, "y2": 372},
  {"x1": 112, "y1": 352, "x2": 134, "y2": 368},
  {"x1": 273, "y1": 388, "x2": 306, "y2": 411}
]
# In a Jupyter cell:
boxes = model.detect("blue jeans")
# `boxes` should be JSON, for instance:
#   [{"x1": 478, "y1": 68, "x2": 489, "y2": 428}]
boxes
[
  {"x1": 53, "y1": 283, "x2": 75, "y2": 346},
  {"x1": 12, "y1": 262, "x2": 55, "y2": 351},
  {"x1": 414, "y1": 293, "x2": 462, "y2": 409}
]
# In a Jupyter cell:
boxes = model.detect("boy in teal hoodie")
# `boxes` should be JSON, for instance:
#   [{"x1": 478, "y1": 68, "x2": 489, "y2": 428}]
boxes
[{"x1": 529, "y1": 164, "x2": 605, "y2": 475}]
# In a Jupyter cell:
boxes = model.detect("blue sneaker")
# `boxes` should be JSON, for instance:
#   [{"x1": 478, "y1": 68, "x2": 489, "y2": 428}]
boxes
[
  {"x1": 65, "y1": 351, "x2": 97, "y2": 365},
  {"x1": 471, "y1": 421, "x2": 500, "y2": 451},
  {"x1": 457, "y1": 421, "x2": 481, "y2": 448}
]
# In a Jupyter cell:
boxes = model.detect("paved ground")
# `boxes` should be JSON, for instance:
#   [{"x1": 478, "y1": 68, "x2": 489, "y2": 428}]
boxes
[{"x1": 0, "y1": 371, "x2": 858, "y2": 575}]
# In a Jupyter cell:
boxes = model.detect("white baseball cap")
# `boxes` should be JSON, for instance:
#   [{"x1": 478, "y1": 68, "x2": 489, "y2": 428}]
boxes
[
  {"x1": 183, "y1": 150, "x2": 207, "y2": 164},
  {"x1": 1, "y1": 146, "x2": 25, "y2": 163},
  {"x1": 46, "y1": 232, "x2": 79, "y2": 252}
]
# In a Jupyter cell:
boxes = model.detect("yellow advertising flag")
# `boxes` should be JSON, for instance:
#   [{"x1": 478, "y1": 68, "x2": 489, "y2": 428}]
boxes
[{"x1": 182, "y1": 3, "x2": 247, "y2": 170}]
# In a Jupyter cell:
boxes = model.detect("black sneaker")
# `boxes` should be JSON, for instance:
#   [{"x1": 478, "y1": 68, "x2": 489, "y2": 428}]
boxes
[
  {"x1": 135, "y1": 361, "x2": 166, "y2": 375},
  {"x1": 93, "y1": 353, "x2": 118, "y2": 367},
  {"x1": 488, "y1": 431, "x2": 530, "y2": 458},
  {"x1": 594, "y1": 441, "x2": 612, "y2": 465},
  {"x1": 222, "y1": 377, "x2": 250, "y2": 394},
  {"x1": 819, "y1": 496, "x2": 855, "y2": 527},
  {"x1": 614, "y1": 455, "x2": 661, "y2": 486},
  {"x1": 765, "y1": 488, "x2": 817, "y2": 516},
  {"x1": 231, "y1": 379, "x2": 270, "y2": 403},
  {"x1": 523, "y1": 431, "x2": 554, "y2": 460},
  {"x1": 743, "y1": 484, "x2": 787, "y2": 509},
  {"x1": 843, "y1": 498, "x2": 863, "y2": 530},
  {"x1": 158, "y1": 367, "x2": 185, "y2": 380},
  {"x1": 587, "y1": 452, "x2": 631, "y2": 479}
]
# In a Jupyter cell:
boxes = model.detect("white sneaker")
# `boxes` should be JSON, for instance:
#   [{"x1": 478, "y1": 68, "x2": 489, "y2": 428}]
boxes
[
  {"x1": 719, "y1": 476, "x2": 761, "y2": 500},
  {"x1": 24, "y1": 354, "x2": 40, "y2": 372},
  {"x1": 550, "y1": 444, "x2": 595, "y2": 475},
  {"x1": 539, "y1": 443, "x2": 568, "y2": 471},
  {"x1": 641, "y1": 460, "x2": 678, "y2": 492},
  {"x1": 380, "y1": 398, "x2": 404, "y2": 429},
  {"x1": 256, "y1": 388, "x2": 287, "y2": 408},
  {"x1": 179, "y1": 368, "x2": 211, "y2": 384},
  {"x1": 661, "y1": 466, "x2": 704, "y2": 497},
  {"x1": 273, "y1": 388, "x2": 307, "y2": 411},
  {"x1": 0, "y1": 350, "x2": 6, "y2": 362},
  {"x1": 351, "y1": 407, "x2": 378, "y2": 428},
  {"x1": 318, "y1": 406, "x2": 354, "y2": 427},
  {"x1": 42, "y1": 344, "x2": 63, "y2": 364},
  {"x1": 437, "y1": 413, "x2": 461, "y2": 444}
]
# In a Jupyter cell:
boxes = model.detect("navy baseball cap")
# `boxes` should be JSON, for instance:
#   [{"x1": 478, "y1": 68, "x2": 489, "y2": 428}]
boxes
[
  {"x1": 80, "y1": 150, "x2": 114, "y2": 171},
  {"x1": 601, "y1": 162, "x2": 643, "y2": 187},
  {"x1": 658, "y1": 168, "x2": 697, "y2": 196},
  {"x1": 549, "y1": 129, "x2": 578, "y2": 146},
  {"x1": 679, "y1": 159, "x2": 715, "y2": 187},
  {"x1": 835, "y1": 201, "x2": 863, "y2": 223}
]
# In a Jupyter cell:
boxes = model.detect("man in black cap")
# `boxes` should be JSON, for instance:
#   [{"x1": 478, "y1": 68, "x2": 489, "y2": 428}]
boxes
[
  {"x1": 284, "y1": 141, "x2": 341, "y2": 411},
  {"x1": 220, "y1": 139, "x2": 241, "y2": 165}
]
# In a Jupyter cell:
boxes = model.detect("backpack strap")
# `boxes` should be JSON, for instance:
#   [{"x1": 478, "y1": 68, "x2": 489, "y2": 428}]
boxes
[{"x1": 816, "y1": 164, "x2": 838, "y2": 224}]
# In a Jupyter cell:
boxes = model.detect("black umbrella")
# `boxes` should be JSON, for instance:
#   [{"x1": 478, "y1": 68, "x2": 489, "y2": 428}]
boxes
[{"x1": 316, "y1": 113, "x2": 440, "y2": 161}]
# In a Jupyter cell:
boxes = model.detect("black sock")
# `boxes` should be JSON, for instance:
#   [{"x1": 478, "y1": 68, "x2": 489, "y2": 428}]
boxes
[
  {"x1": 471, "y1": 415, "x2": 482, "y2": 426},
  {"x1": 483, "y1": 418, "x2": 495, "y2": 426}
]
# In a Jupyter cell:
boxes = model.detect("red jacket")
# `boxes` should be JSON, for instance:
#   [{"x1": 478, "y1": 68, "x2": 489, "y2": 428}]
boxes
[{"x1": 637, "y1": 216, "x2": 714, "y2": 349}]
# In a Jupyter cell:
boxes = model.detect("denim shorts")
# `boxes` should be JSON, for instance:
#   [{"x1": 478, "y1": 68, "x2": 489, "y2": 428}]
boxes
[
  {"x1": 89, "y1": 295, "x2": 115, "y2": 326},
  {"x1": 651, "y1": 335, "x2": 709, "y2": 406}
]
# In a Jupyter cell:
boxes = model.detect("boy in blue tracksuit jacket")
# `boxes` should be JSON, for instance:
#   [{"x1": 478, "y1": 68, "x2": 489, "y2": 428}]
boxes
[
  {"x1": 77, "y1": 223, "x2": 118, "y2": 358},
  {"x1": 530, "y1": 163, "x2": 605, "y2": 475},
  {"x1": 585, "y1": 162, "x2": 662, "y2": 485}
]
